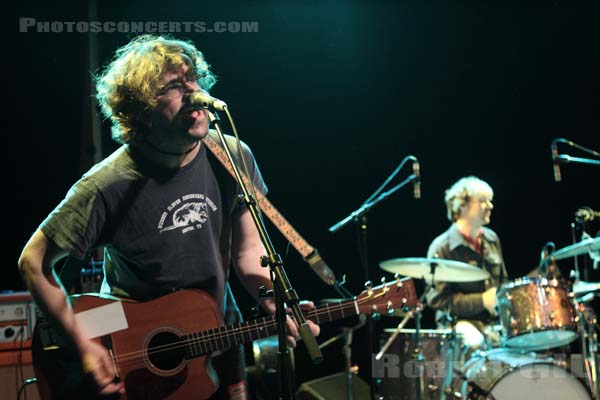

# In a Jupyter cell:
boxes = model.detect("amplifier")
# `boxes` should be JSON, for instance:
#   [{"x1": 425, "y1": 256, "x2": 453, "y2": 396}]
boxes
[{"x1": 0, "y1": 291, "x2": 36, "y2": 349}]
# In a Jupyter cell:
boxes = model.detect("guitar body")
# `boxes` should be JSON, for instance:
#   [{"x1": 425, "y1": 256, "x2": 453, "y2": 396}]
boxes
[{"x1": 32, "y1": 290, "x2": 224, "y2": 400}]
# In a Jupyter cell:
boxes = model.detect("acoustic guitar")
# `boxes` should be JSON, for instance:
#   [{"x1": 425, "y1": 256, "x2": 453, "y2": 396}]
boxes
[{"x1": 32, "y1": 277, "x2": 417, "y2": 399}]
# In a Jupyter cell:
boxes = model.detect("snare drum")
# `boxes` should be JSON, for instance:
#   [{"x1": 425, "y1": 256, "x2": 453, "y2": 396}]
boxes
[
  {"x1": 451, "y1": 348, "x2": 591, "y2": 399},
  {"x1": 497, "y1": 276, "x2": 577, "y2": 350}
]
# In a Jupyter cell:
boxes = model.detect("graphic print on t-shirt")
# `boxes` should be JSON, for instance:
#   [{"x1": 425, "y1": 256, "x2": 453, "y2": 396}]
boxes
[{"x1": 158, "y1": 193, "x2": 218, "y2": 234}]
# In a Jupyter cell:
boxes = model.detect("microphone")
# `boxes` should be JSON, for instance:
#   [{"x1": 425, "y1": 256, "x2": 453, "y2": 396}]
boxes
[
  {"x1": 412, "y1": 158, "x2": 421, "y2": 199},
  {"x1": 551, "y1": 142, "x2": 561, "y2": 182},
  {"x1": 575, "y1": 206, "x2": 600, "y2": 222},
  {"x1": 189, "y1": 91, "x2": 227, "y2": 111}
]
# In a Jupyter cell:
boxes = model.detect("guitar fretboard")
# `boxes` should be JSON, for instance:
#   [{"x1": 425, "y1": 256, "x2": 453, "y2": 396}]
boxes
[{"x1": 183, "y1": 299, "x2": 359, "y2": 358}]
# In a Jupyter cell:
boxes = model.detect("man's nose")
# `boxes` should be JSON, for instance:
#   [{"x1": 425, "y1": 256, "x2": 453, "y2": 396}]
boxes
[{"x1": 184, "y1": 81, "x2": 199, "y2": 93}]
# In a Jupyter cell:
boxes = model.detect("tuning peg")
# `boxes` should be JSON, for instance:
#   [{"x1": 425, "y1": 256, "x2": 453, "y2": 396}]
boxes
[
  {"x1": 364, "y1": 280, "x2": 373, "y2": 290},
  {"x1": 386, "y1": 301, "x2": 395, "y2": 315},
  {"x1": 379, "y1": 277, "x2": 390, "y2": 293},
  {"x1": 393, "y1": 274, "x2": 403, "y2": 288}
]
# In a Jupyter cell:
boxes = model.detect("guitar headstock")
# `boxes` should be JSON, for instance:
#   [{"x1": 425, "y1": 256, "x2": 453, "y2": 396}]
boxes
[{"x1": 355, "y1": 276, "x2": 418, "y2": 316}]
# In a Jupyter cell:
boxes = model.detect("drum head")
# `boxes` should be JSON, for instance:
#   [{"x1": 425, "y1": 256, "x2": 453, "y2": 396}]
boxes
[
  {"x1": 491, "y1": 363, "x2": 591, "y2": 399},
  {"x1": 504, "y1": 330, "x2": 578, "y2": 351}
]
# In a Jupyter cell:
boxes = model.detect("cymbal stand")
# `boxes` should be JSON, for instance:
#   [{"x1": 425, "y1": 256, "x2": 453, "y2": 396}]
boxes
[
  {"x1": 440, "y1": 314, "x2": 458, "y2": 400},
  {"x1": 575, "y1": 295, "x2": 599, "y2": 399},
  {"x1": 414, "y1": 305, "x2": 425, "y2": 400}
]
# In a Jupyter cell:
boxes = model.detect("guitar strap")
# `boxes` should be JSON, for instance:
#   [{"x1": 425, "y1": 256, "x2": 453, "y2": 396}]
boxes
[{"x1": 202, "y1": 133, "x2": 335, "y2": 285}]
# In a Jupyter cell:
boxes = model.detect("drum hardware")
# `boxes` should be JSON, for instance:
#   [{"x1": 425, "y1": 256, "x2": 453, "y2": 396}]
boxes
[
  {"x1": 375, "y1": 292, "x2": 423, "y2": 400},
  {"x1": 574, "y1": 294, "x2": 599, "y2": 399},
  {"x1": 375, "y1": 277, "x2": 466, "y2": 400},
  {"x1": 550, "y1": 236, "x2": 600, "y2": 261},
  {"x1": 376, "y1": 307, "x2": 418, "y2": 361},
  {"x1": 573, "y1": 281, "x2": 600, "y2": 295},
  {"x1": 377, "y1": 259, "x2": 480, "y2": 400},
  {"x1": 450, "y1": 367, "x2": 494, "y2": 400},
  {"x1": 375, "y1": 325, "x2": 466, "y2": 400}
]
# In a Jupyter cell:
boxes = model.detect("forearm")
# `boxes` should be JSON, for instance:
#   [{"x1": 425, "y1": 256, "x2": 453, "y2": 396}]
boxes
[
  {"x1": 233, "y1": 249, "x2": 277, "y2": 312},
  {"x1": 27, "y1": 270, "x2": 87, "y2": 347},
  {"x1": 18, "y1": 231, "x2": 88, "y2": 352},
  {"x1": 231, "y1": 210, "x2": 274, "y2": 307}
]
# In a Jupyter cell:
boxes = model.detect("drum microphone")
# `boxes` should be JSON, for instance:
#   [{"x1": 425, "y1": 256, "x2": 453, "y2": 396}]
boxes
[
  {"x1": 412, "y1": 158, "x2": 421, "y2": 199},
  {"x1": 551, "y1": 142, "x2": 561, "y2": 182},
  {"x1": 575, "y1": 206, "x2": 600, "y2": 222},
  {"x1": 189, "y1": 91, "x2": 228, "y2": 111}
]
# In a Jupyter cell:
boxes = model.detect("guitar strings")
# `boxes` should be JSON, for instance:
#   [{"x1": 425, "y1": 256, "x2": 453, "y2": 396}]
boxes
[
  {"x1": 110, "y1": 287, "x2": 410, "y2": 366},
  {"x1": 112, "y1": 299, "x2": 358, "y2": 365}
]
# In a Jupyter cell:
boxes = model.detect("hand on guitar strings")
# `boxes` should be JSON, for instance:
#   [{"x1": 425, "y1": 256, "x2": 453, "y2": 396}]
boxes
[{"x1": 80, "y1": 339, "x2": 126, "y2": 396}]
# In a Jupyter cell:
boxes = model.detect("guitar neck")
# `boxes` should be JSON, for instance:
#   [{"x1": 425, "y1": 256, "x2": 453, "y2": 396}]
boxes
[{"x1": 183, "y1": 299, "x2": 358, "y2": 358}]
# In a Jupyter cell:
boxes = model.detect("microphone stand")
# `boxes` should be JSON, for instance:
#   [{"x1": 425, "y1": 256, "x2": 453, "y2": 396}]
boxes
[
  {"x1": 328, "y1": 174, "x2": 418, "y2": 399},
  {"x1": 207, "y1": 111, "x2": 323, "y2": 400},
  {"x1": 556, "y1": 154, "x2": 600, "y2": 166},
  {"x1": 328, "y1": 174, "x2": 418, "y2": 235},
  {"x1": 552, "y1": 139, "x2": 600, "y2": 178}
]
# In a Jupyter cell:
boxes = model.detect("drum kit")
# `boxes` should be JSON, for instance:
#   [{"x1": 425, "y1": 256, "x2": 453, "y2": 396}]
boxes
[{"x1": 375, "y1": 236, "x2": 600, "y2": 400}]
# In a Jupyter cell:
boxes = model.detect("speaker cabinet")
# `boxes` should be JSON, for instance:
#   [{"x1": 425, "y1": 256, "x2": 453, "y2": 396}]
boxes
[
  {"x1": 296, "y1": 372, "x2": 371, "y2": 400},
  {"x1": 0, "y1": 350, "x2": 40, "y2": 400}
]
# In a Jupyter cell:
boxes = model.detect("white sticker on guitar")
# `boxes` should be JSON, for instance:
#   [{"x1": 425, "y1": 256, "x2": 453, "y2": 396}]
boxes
[{"x1": 75, "y1": 301, "x2": 128, "y2": 339}]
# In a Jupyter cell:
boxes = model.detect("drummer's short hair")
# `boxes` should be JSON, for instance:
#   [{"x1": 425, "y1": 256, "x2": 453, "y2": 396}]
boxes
[{"x1": 445, "y1": 176, "x2": 494, "y2": 222}]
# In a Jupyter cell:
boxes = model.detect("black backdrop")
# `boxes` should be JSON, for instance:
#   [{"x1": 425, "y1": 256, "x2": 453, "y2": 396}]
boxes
[{"x1": 6, "y1": 0, "x2": 600, "y2": 391}]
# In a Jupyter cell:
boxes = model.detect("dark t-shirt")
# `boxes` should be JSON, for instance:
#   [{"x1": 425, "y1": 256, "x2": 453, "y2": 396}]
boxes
[{"x1": 40, "y1": 132, "x2": 266, "y2": 315}]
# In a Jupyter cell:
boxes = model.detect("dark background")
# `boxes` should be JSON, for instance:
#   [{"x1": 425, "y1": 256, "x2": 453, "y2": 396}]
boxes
[{"x1": 5, "y1": 0, "x2": 600, "y2": 393}]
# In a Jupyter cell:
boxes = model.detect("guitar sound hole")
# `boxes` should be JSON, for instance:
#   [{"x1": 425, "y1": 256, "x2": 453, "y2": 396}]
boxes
[{"x1": 147, "y1": 331, "x2": 186, "y2": 371}]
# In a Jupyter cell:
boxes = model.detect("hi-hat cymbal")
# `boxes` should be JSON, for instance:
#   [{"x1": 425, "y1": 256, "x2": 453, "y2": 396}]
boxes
[
  {"x1": 551, "y1": 237, "x2": 600, "y2": 261},
  {"x1": 379, "y1": 257, "x2": 490, "y2": 283}
]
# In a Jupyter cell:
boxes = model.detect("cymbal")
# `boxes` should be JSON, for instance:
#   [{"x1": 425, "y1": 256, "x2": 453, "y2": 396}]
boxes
[
  {"x1": 551, "y1": 237, "x2": 600, "y2": 261},
  {"x1": 379, "y1": 257, "x2": 490, "y2": 283},
  {"x1": 572, "y1": 280, "x2": 600, "y2": 295}
]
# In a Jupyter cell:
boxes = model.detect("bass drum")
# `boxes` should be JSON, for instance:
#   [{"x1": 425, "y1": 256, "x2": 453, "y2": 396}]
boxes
[{"x1": 452, "y1": 348, "x2": 591, "y2": 399}]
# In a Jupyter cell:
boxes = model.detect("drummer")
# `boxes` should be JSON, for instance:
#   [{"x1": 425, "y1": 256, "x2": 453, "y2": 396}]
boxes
[{"x1": 426, "y1": 176, "x2": 508, "y2": 348}]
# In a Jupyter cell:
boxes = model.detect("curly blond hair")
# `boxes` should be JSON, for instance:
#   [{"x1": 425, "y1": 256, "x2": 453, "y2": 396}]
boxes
[
  {"x1": 444, "y1": 176, "x2": 493, "y2": 222},
  {"x1": 95, "y1": 35, "x2": 217, "y2": 144}
]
